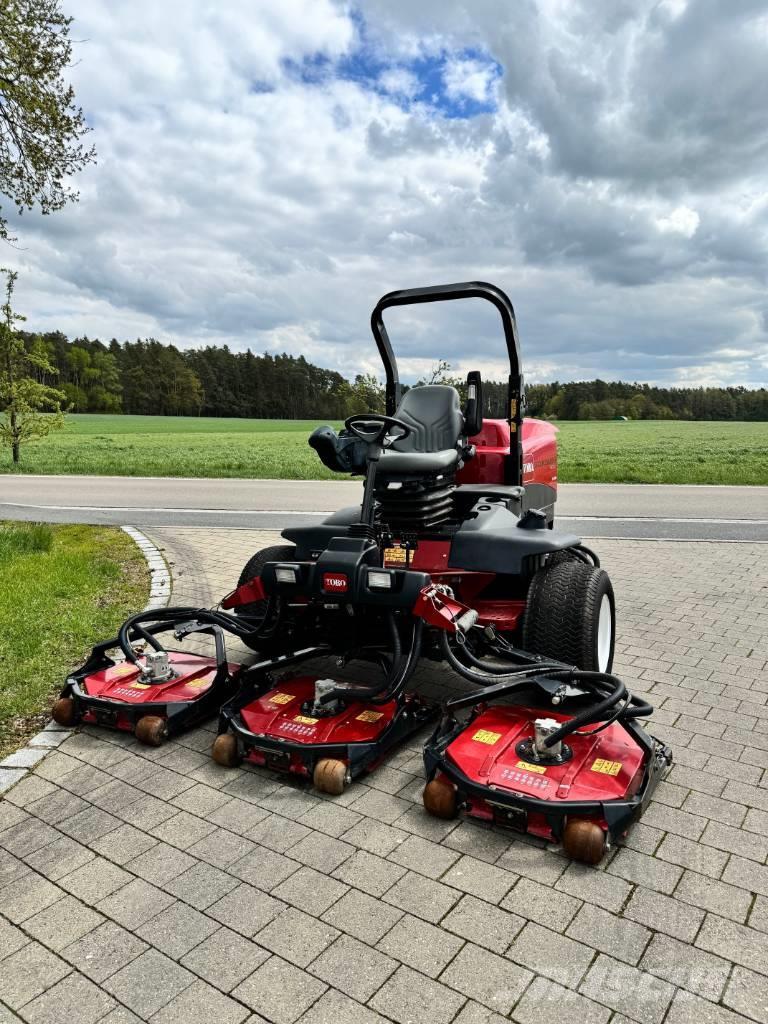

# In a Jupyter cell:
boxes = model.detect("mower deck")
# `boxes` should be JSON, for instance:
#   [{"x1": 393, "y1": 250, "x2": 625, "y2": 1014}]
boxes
[
  {"x1": 54, "y1": 639, "x2": 243, "y2": 746},
  {"x1": 423, "y1": 703, "x2": 672, "y2": 862},
  {"x1": 214, "y1": 667, "x2": 436, "y2": 794}
]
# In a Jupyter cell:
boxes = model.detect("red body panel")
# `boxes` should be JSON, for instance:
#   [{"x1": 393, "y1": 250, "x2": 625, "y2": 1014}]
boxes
[
  {"x1": 240, "y1": 675, "x2": 398, "y2": 747},
  {"x1": 444, "y1": 705, "x2": 645, "y2": 839},
  {"x1": 456, "y1": 417, "x2": 558, "y2": 490},
  {"x1": 81, "y1": 652, "x2": 227, "y2": 705}
]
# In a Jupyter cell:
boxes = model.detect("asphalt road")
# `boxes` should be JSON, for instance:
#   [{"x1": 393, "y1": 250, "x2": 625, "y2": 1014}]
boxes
[{"x1": 1, "y1": 475, "x2": 766, "y2": 541}]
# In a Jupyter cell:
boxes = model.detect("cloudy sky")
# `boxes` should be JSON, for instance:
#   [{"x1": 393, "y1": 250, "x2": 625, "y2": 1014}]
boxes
[{"x1": 7, "y1": 0, "x2": 768, "y2": 386}]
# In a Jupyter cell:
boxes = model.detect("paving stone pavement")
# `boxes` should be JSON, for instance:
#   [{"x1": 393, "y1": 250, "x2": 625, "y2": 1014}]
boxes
[{"x1": 1, "y1": 525, "x2": 767, "y2": 1024}]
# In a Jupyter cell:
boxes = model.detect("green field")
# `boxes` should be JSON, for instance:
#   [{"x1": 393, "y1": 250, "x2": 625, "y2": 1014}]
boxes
[
  {"x1": 0, "y1": 522, "x2": 148, "y2": 758},
  {"x1": 1, "y1": 414, "x2": 766, "y2": 484}
]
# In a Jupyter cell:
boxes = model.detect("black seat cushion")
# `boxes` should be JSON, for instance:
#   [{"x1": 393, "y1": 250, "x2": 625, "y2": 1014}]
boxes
[{"x1": 379, "y1": 385, "x2": 464, "y2": 475}]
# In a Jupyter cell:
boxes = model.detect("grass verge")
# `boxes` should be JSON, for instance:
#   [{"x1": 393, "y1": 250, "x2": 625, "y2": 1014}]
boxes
[
  {"x1": 0, "y1": 414, "x2": 767, "y2": 484},
  {"x1": 0, "y1": 522, "x2": 149, "y2": 758}
]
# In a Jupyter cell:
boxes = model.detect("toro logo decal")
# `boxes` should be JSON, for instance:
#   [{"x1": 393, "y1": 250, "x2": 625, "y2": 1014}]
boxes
[{"x1": 323, "y1": 573, "x2": 348, "y2": 593}]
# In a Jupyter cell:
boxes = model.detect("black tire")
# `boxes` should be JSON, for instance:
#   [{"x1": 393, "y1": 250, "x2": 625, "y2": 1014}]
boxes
[
  {"x1": 234, "y1": 544, "x2": 296, "y2": 619},
  {"x1": 522, "y1": 561, "x2": 615, "y2": 672}
]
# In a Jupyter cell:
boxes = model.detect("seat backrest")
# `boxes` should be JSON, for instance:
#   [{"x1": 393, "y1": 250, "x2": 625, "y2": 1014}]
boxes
[{"x1": 391, "y1": 385, "x2": 464, "y2": 453}]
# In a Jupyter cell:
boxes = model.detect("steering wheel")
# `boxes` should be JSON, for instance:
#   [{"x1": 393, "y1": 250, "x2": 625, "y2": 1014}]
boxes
[{"x1": 345, "y1": 414, "x2": 412, "y2": 448}]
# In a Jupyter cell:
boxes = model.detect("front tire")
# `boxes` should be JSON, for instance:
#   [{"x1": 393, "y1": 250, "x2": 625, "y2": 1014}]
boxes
[
  {"x1": 522, "y1": 561, "x2": 615, "y2": 672},
  {"x1": 234, "y1": 544, "x2": 296, "y2": 619}
]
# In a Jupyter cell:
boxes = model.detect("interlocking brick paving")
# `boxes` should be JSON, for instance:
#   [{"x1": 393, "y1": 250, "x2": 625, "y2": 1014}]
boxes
[{"x1": 1, "y1": 526, "x2": 767, "y2": 1023}]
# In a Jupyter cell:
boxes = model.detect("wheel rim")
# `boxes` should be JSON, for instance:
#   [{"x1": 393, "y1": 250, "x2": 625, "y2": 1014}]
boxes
[{"x1": 597, "y1": 593, "x2": 613, "y2": 671}]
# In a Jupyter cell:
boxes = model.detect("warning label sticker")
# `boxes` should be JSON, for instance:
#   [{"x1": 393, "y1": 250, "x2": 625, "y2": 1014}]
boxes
[
  {"x1": 356, "y1": 710, "x2": 384, "y2": 723},
  {"x1": 515, "y1": 760, "x2": 546, "y2": 774},
  {"x1": 185, "y1": 677, "x2": 210, "y2": 690},
  {"x1": 384, "y1": 546, "x2": 408, "y2": 564},
  {"x1": 591, "y1": 758, "x2": 622, "y2": 776},
  {"x1": 293, "y1": 715, "x2": 318, "y2": 725},
  {"x1": 472, "y1": 729, "x2": 502, "y2": 745},
  {"x1": 269, "y1": 692, "x2": 295, "y2": 705},
  {"x1": 500, "y1": 767, "x2": 550, "y2": 789},
  {"x1": 129, "y1": 682, "x2": 151, "y2": 690}
]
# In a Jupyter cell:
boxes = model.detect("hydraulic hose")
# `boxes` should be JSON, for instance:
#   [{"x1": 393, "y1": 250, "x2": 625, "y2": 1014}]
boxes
[
  {"x1": 440, "y1": 632, "x2": 644, "y2": 745},
  {"x1": 439, "y1": 629, "x2": 563, "y2": 686},
  {"x1": 321, "y1": 616, "x2": 422, "y2": 707},
  {"x1": 538, "y1": 671, "x2": 626, "y2": 747},
  {"x1": 117, "y1": 605, "x2": 267, "y2": 664}
]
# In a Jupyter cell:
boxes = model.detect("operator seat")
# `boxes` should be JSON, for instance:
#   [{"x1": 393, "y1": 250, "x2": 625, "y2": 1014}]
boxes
[
  {"x1": 376, "y1": 384, "x2": 469, "y2": 531},
  {"x1": 380, "y1": 385, "x2": 465, "y2": 473}
]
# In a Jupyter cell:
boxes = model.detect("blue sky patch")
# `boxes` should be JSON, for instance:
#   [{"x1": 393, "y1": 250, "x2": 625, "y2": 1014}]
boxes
[{"x1": 282, "y1": 34, "x2": 502, "y2": 120}]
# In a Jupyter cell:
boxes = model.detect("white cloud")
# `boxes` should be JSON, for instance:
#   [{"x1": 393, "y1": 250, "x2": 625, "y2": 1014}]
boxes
[
  {"x1": 3, "y1": 0, "x2": 767, "y2": 390},
  {"x1": 442, "y1": 56, "x2": 498, "y2": 104},
  {"x1": 378, "y1": 67, "x2": 420, "y2": 99},
  {"x1": 655, "y1": 205, "x2": 700, "y2": 238}
]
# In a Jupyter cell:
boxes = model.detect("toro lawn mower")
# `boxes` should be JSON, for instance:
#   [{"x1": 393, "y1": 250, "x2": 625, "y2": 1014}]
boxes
[{"x1": 212, "y1": 282, "x2": 670, "y2": 834}]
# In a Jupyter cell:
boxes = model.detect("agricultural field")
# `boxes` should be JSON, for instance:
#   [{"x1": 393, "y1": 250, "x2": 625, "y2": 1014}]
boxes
[
  {"x1": 0, "y1": 522, "x2": 148, "y2": 757},
  {"x1": 1, "y1": 413, "x2": 767, "y2": 485}
]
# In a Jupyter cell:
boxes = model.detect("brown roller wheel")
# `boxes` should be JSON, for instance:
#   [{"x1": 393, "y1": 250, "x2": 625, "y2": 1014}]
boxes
[
  {"x1": 51, "y1": 696, "x2": 76, "y2": 728},
  {"x1": 423, "y1": 778, "x2": 458, "y2": 820},
  {"x1": 134, "y1": 715, "x2": 168, "y2": 747},
  {"x1": 313, "y1": 758, "x2": 349, "y2": 796},
  {"x1": 562, "y1": 819, "x2": 607, "y2": 865},
  {"x1": 212, "y1": 733, "x2": 241, "y2": 768}
]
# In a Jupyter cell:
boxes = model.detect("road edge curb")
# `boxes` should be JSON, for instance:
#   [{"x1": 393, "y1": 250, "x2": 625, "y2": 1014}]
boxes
[{"x1": 0, "y1": 525, "x2": 171, "y2": 796}]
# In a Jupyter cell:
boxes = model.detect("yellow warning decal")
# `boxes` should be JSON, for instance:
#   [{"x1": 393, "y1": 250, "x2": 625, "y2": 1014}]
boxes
[
  {"x1": 384, "y1": 546, "x2": 407, "y2": 564},
  {"x1": 129, "y1": 682, "x2": 151, "y2": 690},
  {"x1": 185, "y1": 678, "x2": 210, "y2": 690},
  {"x1": 516, "y1": 760, "x2": 547, "y2": 774},
  {"x1": 269, "y1": 692, "x2": 295, "y2": 705},
  {"x1": 293, "y1": 715, "x2": 318, "y2": 725},
  {"x1": 112, "y1": 664, "x2": 134, "y2": 678},
  {"x1": 472, "y1": 729, "x2": 502, "y2": 745},
  {"x1": 591, "y1": 758, "x2": 622, "y2": 776},
  {"x1": 356, "y1": 710, "x2": 384, "y2": 723}
]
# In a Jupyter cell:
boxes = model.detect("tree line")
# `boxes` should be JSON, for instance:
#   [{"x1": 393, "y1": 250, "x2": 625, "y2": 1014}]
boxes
[{"x1": 13, "y1": 329, "x2": 768, "y2": 421}]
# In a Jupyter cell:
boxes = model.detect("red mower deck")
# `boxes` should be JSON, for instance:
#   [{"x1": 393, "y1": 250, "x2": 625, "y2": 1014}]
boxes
[
  {"x1": 423, "y1": 689, "x2": 671, "y2": 864},
  {"x1": 212, "y1": 654, "x2": 436, "y2": 794}
]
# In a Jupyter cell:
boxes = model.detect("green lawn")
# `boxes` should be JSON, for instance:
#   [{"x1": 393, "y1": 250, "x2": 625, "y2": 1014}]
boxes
[
  {"x1": 1, "y1": 414, "x2": 766, "y2": 484},
  {"x1": 0, "y1": 522, "x2": 149, "y2": 758}
]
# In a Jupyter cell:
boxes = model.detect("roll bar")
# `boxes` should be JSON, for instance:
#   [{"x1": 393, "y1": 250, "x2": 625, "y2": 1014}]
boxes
[{"x1": 370, "y1": 281, "x2": 525, "y2": 485}]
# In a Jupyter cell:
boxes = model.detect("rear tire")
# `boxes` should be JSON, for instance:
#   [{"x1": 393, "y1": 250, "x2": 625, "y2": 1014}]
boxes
[
  {"x1": 234, "y1": 544, "x2": 296, "y2": 619},
  {"x1": 522, "y1": 561, "x2": 615, "y2": 672}
]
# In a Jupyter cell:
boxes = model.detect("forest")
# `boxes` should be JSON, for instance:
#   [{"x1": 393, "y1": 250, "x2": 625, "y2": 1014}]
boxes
[{"x1": 16, "y1": 330, "x2": 768, "y2": 421}]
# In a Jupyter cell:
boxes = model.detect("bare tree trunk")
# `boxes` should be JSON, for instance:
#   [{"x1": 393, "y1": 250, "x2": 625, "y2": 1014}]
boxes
[{"x1": 10, "y1": 407, "x2": 19, "y2": 463}]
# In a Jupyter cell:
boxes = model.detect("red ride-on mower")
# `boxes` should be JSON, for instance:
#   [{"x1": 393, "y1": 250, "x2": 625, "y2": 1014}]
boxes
[
  {"x1": 212, "y1": 282, "x2": 668, "y2": 810},
  {"x1": 225, "y1": 282, "x2": 614, "y2": 670}
]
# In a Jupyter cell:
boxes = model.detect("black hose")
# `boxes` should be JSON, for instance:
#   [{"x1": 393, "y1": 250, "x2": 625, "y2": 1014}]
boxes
[
  {"x1": 117, "y1": 605, "x2": 267, "y2": 664},
  {"x1": 455, "y1": 635, "x2": 562, "y2": 676},
  {"x1": 439, "y1": 630, "x2": 562, "y2": 686},
  {"x1": 323, "y1": 616, "x2": 422, "y2": 706},
  {"x1": 540, "y1": 671, "x2": 626, "y2": 747}
]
